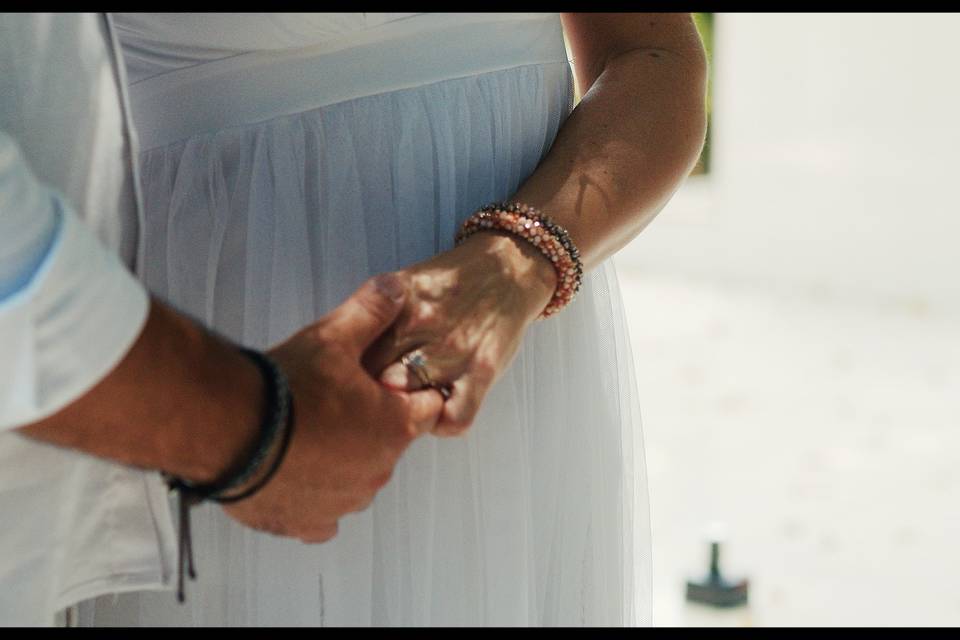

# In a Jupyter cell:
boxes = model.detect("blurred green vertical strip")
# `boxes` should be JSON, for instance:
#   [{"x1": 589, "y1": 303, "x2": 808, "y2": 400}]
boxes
[{"x1": 692, "y1": 12, "x2": 713, "y2": 175}]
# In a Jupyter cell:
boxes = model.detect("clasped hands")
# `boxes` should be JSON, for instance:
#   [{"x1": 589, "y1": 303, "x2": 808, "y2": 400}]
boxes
[{"x1": 223, "y1": 232, "x2": 557, "y2": 542}]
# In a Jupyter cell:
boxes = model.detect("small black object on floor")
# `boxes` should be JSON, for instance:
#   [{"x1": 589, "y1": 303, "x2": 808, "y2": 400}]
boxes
[{"x1": 685, "y1": 540, "x2": 749, "y2": 608}]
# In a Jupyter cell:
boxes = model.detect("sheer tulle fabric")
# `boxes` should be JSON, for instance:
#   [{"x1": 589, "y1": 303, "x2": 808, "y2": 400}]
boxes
[{"x1": 88, "y1": 62, "x2": 651, "y2": 626}]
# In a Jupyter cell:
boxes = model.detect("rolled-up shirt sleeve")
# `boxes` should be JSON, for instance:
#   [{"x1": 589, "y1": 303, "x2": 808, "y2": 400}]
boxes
[{"x1": 0, "y1": 131, "x2": 148, "y2": 430}]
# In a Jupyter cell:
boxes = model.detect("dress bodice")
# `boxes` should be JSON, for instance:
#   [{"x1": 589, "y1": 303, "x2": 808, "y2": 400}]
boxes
[
  {"x1": 111, "y1": 13, "x2": 569, "y2": 151},
  {"x1": 116, "y1": 13, "x2": 433, "y2": 84}
]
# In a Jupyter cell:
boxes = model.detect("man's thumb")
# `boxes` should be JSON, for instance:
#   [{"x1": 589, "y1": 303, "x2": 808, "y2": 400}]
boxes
[{"x1": 324, "y1": 273, "x2": 407, "y2": 354}]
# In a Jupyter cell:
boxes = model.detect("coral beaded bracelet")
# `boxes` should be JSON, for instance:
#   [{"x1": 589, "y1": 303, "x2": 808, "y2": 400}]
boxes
[{"x1": 454, "y1": 202, "x2": 584, "y2": 319}]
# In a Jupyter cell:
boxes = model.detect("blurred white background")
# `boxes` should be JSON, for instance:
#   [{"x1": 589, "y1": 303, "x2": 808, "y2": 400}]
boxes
[{"x1": 614, "y1": 13, "x2": 960, "y2": 626}]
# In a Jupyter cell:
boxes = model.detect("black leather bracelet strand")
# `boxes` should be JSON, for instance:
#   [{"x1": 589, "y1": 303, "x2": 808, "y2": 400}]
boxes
[
  {"x1": 164, "y1": 347, "x2": 294, "y2": 603},
  {"x1": 213, "y1": 398, "x2": 295, "y2": 504},
  {"x1": 166, "y1": 348, "x2": 291, "y2": 501}
]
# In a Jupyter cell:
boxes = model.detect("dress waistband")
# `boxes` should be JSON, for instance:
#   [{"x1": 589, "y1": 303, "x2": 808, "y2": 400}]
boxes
[{"x1": 129, "y1": 13, "x2": 570, "y2": 151}]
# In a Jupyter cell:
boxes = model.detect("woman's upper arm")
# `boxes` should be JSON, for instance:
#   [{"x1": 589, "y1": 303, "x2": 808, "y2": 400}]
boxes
[{"x1": 560, "y1": 13, "x2": 707, "y2": 92}]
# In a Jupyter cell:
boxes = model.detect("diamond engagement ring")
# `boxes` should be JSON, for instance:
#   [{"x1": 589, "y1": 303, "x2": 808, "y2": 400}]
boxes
[{"x1": 400, "y1": 351, "x2": 453, "y2": 400}]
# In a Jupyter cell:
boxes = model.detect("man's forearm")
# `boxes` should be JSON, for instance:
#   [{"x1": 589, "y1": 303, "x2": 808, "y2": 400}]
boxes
[{"x1": 19, "y1": 297, "x2": 262, "y2": 485}]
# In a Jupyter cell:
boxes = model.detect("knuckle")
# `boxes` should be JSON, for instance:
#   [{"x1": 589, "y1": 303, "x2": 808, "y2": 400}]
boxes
[
  {"x1": 337, "y1": 493, "x2": 369, "y2": 515},
  {"x1": 351, "y1": 492, "x2": 377, "y2": 513},
  {"x1": 442, "y1": 324, "x2": 474, "y2": 351},
  {"x1": 411, "y1": 300, "x2": 437, "y2": 324},
  {"x1": 370, "y1": 469, "x2": 393, "y2": 492},
  {"x1": 441, "y1": 335, "x2": 467, "y2": 356},
  {"x1": 461, "y1": 395, "x2": 482, "y2": 421},
  {"x1": 254, "y1": 517, "x2": 287, "y2": 538},
  {"x1": 452, "y1": 421, "x2": 473, "y2": 435},
  {"x1": 312, "y1": 523, "x2": 338, "y2": 543},
  {"x1": 441, "y1": 416, "x2": 474, "y2": 436},
  {"x1": 359, "y1": 277, "x2": 399, "y2": 321},
  {"x1": 309, "y1": 317, "x2": 335, "y2": 344},
  {"x1": 442, "y1": 399, "x2": 479, "y2": 435},
  {"x1": 397, "y1": 419, "x2": 419, "y2": 444},
  {"x1": 399, "y1": 300, "x2": 440, "y2": 337},
  {"x1": 472, "y1": 359, "x2": 497, "y2": 386}
]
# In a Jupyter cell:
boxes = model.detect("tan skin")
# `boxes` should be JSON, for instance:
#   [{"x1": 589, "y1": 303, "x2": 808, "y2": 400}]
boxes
[{"x1": 367, "y1": 13, "x2": 709, "y2": 435}]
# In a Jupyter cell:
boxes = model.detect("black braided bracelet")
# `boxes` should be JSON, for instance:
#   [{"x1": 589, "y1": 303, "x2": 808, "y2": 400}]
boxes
[
  {"x1": 165, "y1": 347, "x2": 294, "y2": 602},
  {"x1": 166, "y1": 348, "x2": 291, "y2": 501},
  {"x1": 213, "y1": 400, "x2": 294, "y2": 504}
]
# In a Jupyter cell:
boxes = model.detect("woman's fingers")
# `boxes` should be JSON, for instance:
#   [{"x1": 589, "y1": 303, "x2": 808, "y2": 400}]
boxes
[
  {"x1": 433, "y1": 365, "x2": 495, "y2": 437},
  {"x1": 379, "y1": 344, "x2": 468, "y2": 392},
  {"x1": 434, "y1": 379, "x2": 479, "y2": 436},
  {"x1": 380, "y1": 360, "x2": 415, "y2": 390},
  {"x1": 405, "y1": 387, "x2": 446, "y2": 434}
]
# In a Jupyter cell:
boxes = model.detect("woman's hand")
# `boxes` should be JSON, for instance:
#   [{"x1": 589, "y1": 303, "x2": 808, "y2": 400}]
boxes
[{"x1": 363, "y1": 232, "x2": 557, "y2": 436}]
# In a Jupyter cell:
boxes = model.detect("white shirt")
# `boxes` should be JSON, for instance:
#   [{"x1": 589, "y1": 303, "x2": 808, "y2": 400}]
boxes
[{"x1": 0, "y1": 13, "x2": 176, "y2": 625}]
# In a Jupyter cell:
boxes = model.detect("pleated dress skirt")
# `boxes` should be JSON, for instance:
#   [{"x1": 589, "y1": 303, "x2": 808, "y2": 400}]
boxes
[{"x1": 87, "y1": 12, "x2": 652, "y2": 626}]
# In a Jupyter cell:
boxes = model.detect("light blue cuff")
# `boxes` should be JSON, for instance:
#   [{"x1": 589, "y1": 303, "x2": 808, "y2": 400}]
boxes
[
  {"x1": 0, "y1": 201, "x2": 149, "y2": 431},
  {"x1": 0, "y1": 195, "x2": 65, "y2": 306}
]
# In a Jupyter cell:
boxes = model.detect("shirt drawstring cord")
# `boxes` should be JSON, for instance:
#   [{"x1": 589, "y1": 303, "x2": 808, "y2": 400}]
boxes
[{"x1": 176, "y1": 491, "x2": 198, "y2": 603}]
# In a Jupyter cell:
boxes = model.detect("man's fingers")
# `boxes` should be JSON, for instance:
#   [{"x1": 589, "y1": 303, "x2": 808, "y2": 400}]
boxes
[
  {"x1": 361, "y1": 327, "x2": 420, "y2": 378},
  {"x1": 324, "y1": 274, "x2": 407, "y2": 354}
]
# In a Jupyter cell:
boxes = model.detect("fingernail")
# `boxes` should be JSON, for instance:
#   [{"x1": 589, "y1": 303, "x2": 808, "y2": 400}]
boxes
[{"x1": 373, "y1": 273, "x2": 405, "y2": 303}]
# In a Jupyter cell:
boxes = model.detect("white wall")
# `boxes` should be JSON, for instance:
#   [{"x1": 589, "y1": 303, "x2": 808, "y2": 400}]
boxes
[{"x1": 617, "y1": 13, "x2": 960, "y2": 310}]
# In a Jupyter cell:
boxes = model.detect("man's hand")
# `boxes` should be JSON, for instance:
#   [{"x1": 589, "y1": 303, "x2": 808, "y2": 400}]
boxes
[
  {"x1": 18, "y1": 273, "x2": 443, "y2": 545},
  {"x1": 221, "y1": 274, "x2": 445, "y2": 542}
]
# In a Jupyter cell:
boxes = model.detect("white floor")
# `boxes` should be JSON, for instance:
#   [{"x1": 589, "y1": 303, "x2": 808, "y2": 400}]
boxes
[{"x1": 616, "y1": 265, "x2": 960, "y2": 627}]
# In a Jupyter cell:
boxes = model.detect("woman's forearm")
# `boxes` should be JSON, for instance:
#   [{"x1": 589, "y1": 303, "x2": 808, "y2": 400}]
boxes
[{"x1": 511, "y1": 13, "x2": 708, "y2": 271}]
